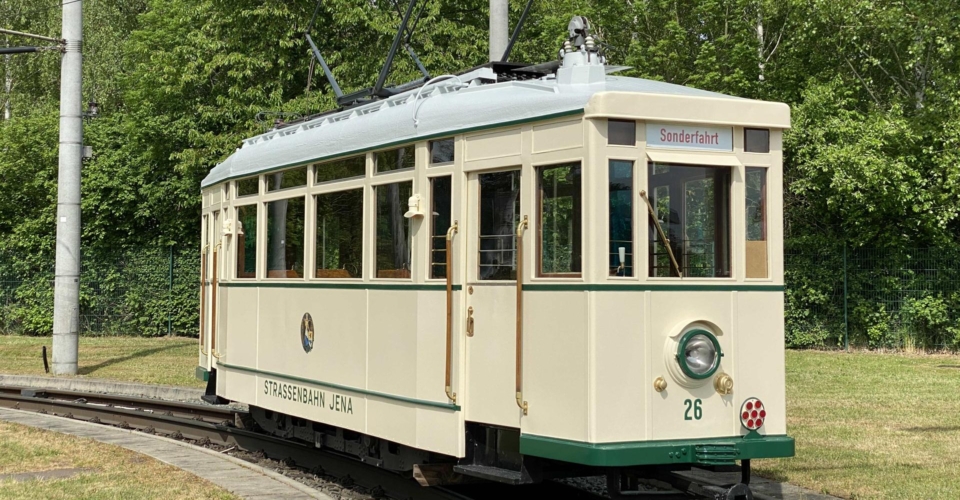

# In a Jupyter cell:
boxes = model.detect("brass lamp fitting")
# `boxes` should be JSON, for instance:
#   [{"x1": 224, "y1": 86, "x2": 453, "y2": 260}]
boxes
[
  {"x1": 653, "y1": 376, "x2": 668, "y2": 393},
  {"x1": 714, "y1": 373, "x2": 734, "y2": 395}
]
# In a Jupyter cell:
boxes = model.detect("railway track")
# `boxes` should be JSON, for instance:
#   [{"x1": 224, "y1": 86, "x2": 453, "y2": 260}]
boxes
[{"x1": 0, "y1": 385, "x2": 733, "y2": 500}]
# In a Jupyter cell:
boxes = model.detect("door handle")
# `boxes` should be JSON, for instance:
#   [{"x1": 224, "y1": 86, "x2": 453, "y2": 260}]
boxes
[{"x1": 466, "y1": 307, "x2": 475, "y2": 337}]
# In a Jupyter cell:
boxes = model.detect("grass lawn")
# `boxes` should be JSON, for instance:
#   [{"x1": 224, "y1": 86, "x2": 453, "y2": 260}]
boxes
[
  {"x1": 3, "y1": 337, "x2": 960, "y2": 498},
  {"x1": 0, "y1": 336, "x2": 203, "y2": 388},
  {"x1": 0, "y1": 420, "x2": 235, "y2": 500},
  {"x1": 756, "y1": 350, "x2": 960, "y2": 499}
]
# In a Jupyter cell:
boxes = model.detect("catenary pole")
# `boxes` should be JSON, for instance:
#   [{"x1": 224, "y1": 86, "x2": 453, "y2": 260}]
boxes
[
  {"x1": 52, "y1": 0, "x2": 82, "y2": 375},
  {"x1": 489, "y1": 0, "x2": 508, "y2": 62}
]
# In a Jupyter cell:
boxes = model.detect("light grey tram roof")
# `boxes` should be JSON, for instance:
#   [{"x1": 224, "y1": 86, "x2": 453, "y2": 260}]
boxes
[{"x1": 201, "y1": 71, "x2": 740, "y2": 188}]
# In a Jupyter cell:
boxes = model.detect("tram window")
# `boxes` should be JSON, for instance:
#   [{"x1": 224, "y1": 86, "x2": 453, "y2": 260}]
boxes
[
  {"x1": 266, "y1": 167, "x2": 307, "y2": 192},
  {"x1": 538, "y1": 162, "x2": 582, "y2": 276},
  {"x1": 430, "y1": 139, "x2": 455, "y2": 165},
  {"x1": 744, "y1": 128, "x2": 770, "y2": 153},
  {"x1": 608, "y1": 120, "x2": 636, "y2": 146},
  {"x1": 265, "y1": 197, "x2": 306, "y2": 278},
  {"x1": 376, "y1": 146, "x2": 414, "y2": 173},
  {"x1": 237, "y1": 177, "x2": 259, "y2": 197},
  {"x1": 316, "y1": 155, "x2": 366, "y2": 184},
  {"x1": 608, "y1": 160, "x2": 634, "y2": 277},
  {"x1": 375, "y1": 181, "x2": 413, "y2": 278},
  {"x1": 478, "y1": 170, "x2": 520, "y2": 280},
  {"x1": 430, "y1": 176, "x2": 452, "y2": 279},
  {"x1": 745, "y1": 167, "x2": 768, "y2": 278},
  {"x1": 647, "y1": 163, "x2": 731, "y2": 278},
  {"x1": 236, "y1": 205, "x2": 257, "y2": 278},
  {"x1": 316, "y1": 189, "x2": 363, "y2": 278}
]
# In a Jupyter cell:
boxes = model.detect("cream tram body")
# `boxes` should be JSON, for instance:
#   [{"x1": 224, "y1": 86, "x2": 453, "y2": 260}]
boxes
[{"x1": 197, "y1": 62, "x2": 793, "y2": 479}]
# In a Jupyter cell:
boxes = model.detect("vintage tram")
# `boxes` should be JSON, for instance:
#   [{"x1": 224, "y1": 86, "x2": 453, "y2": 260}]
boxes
[{"x1": 196, "y1": 18, "x2": 793, "y2": 496}]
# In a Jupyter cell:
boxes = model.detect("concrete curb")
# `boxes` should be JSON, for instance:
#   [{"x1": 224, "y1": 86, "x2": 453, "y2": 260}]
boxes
[
  {"x1": 0, "y1": 374, "x2": 204, "y2": 403},
  {"x1": 0, "y1": 407, "x2": 332, "y2": 500}
]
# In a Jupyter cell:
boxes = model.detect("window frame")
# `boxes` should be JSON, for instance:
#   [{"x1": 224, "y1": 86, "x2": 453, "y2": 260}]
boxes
[
  {"x1": 265, "y1": 166, "x2": 308, "y2": 193},
  {"x1": 233, "y1": 201, "x2": 259, "y2": 279},
  {"x1": 313, "y1": 186, "x2": 365, "y2": 280},
  {"x1": 314, "y1": 154, "x2": 367, "y2": 185},
  {"x1": 607, "y1": 158, "x2": 637, "y2": 279},
  {"x1": 645, "y1": 161, "x2": 734, "y2": 280},
  {"x1": 263, "y1": 194, "x2": 308, "y2": 280},
  {"x1": 372, "y1": 178, "x2": 415, "y2": 280},
  {"x1": 535, "y1": 160, "x2": 584, "y2": 279},
  {"x1": 374, "y1": 145, "x2": 416, "y2": 174},
  {"x1": 428, "y1": 174, "x2": 453, "y2": 281},
  {"x1": 608, "y1": 119, "x2": 637, "y2": 147},
  {"x1": 429, "y1": 138, "x2": 456, "y2": 167},
  {"x1": 236, "y1": 175, "x2": 260, "y2": 198},
  {"x1": 744, "y1": 166, "x2": 770, "y2": 280},
  {"x1": 475, "y1": 167, "x2": 522, "y2": 282},
  {"x1": 744, "y1": 128, "x2": 771, "y2": 154}
]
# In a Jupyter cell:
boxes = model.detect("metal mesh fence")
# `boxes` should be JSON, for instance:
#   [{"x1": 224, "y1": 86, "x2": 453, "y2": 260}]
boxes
[
  {"x1": 0, "y1": 247, "x2": 199, "y2": 337},
  {"x1": 785, "y1": 243, "x2": 960, "y2": 349},
  {"x1": 1, "y1": 244, "x2": 958, "y2": 347}
]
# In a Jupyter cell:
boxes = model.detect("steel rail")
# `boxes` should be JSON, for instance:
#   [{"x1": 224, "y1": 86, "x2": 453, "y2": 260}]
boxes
[
  {"x1": 0, "y1": 386, "x2": 232, "y2": 423},
  {"x1": 0, "y1": 388, "x2": 467, "y2": 500},
  {"x1": 0, "y1": 386, "x2": 725, "y2": 499}
]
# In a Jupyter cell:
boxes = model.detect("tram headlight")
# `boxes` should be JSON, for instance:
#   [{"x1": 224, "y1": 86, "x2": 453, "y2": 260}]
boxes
[{"x1": 676, "y1": 329, "x2": 721, "y2": 379}]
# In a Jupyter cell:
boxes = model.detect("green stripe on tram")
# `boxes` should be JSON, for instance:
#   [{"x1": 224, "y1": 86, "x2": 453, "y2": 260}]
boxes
[
  {"x1": 219, "y1": 282, "x2": 780, "y2": 292},
  {"x1": 217, "y1": 362, "x2": 461, "y2": 411},
  {"x1": 220, "y1": 282, "x2": 460, "y2": 291},
  {"x1": 522, "y1": 284, "x2": 785, "y2": 292},
  {"x1": 519, "y1": 433, "x2": 795, "y2": 467}
]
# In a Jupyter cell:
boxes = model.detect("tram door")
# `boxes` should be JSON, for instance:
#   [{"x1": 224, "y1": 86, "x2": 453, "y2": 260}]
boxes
[
  {"x1": 200, "y1": 210, "x2": 220, "y2": 365},
  {"x1": 465, "y1": 169, "x2": 525, "y2": 427}
]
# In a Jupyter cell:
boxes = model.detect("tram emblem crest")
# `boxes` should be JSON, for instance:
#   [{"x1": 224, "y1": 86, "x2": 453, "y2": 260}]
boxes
[{"x1": 300, "y1": 313, "x2": 315, "y2": 353}]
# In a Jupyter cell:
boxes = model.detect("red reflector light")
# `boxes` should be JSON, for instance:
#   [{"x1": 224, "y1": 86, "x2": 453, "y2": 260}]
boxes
[{"x1": 740, "y1": 398, "x2": 766, "y2": 431}]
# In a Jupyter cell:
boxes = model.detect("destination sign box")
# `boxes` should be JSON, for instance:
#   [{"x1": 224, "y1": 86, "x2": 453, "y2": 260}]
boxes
[{"x1": 647, "y1": 123, "x2": 733, "y2": 151}]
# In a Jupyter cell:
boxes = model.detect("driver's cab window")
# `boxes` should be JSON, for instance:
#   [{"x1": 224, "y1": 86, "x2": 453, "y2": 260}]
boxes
[{"x1": 647, "y1": 163, "x2": 731, "y2": 278}]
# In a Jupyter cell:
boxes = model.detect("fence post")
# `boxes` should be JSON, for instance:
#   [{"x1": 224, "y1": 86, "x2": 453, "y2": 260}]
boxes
[
  {"x1": 168, "y1": 245, "x2": 174, "y2": 337},
  {"x1": 843, "y1": 243, "x2": 849, "y2": 351}
]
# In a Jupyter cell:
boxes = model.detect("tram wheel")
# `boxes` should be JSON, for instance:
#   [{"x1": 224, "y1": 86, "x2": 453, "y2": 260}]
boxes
[{"x1": 716, "y1": 482, "x2": 753, "y2": 500}]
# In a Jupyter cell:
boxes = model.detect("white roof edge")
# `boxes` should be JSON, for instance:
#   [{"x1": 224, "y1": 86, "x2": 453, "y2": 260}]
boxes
[{"x1": 202, "y1": 76, "x2": 788, "y2": 188}]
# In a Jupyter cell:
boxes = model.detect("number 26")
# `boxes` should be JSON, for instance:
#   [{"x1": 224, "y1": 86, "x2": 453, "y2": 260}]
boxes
[{"x1": 684, "y1": 399, "x2": 703, "y2": 420}]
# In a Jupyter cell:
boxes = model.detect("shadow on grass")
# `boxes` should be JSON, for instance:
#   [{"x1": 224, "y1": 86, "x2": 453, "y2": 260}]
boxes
[
  {"x1": 903, "y1": 425, "x2": 960, "y2": 432},
  {"x1": 78, "y1": 344, "x2": 184, "y2": 376}
]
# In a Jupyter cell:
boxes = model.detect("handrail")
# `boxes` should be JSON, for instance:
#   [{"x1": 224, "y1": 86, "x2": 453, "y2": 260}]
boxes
[
  {"x1": 199, "y1": 245, "x2": 208, "y2": 355},
  {"x1": 640, "y1": 190, "x2": 683, "y2": 278},
  {"x1": 211, "y1": 242, "x2": 222, "y2": 359},
  {"x1": 444, "y1": 221, "x2": 459, "y2": 404},
  {"x1": 515, "y1": 215, "x2": 529, "y2": 415}
]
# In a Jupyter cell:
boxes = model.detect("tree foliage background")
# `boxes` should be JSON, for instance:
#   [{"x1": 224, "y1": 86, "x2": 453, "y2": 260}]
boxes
[{"x1": 1, "y1": 0, "x2": 958, "y2": 343}]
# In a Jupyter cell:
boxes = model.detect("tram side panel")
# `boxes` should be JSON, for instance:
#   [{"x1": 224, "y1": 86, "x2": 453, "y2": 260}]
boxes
[
  {"x1": 734, "y1": 291, "x2": 786, "y2": 435},
  {"x1": 590, "y1": 291, "x2": 646, "y2": 443},
  {"x1": 521, "y1": 291, "x2": 590, "y2": 443},
  {"x1": 217, "y1": 286, "x2": 463, "y2": 458}
]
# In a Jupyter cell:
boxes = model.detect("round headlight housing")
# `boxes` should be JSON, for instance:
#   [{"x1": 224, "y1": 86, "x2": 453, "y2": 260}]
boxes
[{"x1": 676, "y1": 329, "x2": 721, "y2": 379}]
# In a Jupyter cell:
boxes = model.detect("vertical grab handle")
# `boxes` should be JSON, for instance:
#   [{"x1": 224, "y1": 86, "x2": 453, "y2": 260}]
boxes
[
  {"x1": 211, "y1": 243, "x2": 222, "y2": 359},
  {"x1": 200, "y1": 245, "x2": 208, "y2": 355},
  {"x1": 445, "y1": 221, "x2": 459, "y2": 404},
  {"x1": 516, "y1": 215, "x2": 529, "y2": 415}
]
